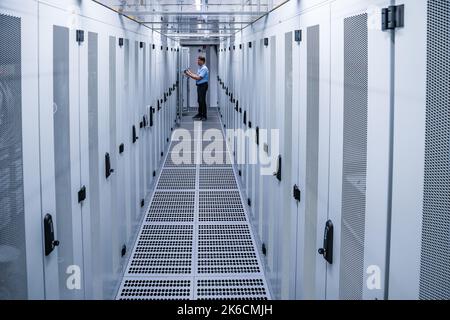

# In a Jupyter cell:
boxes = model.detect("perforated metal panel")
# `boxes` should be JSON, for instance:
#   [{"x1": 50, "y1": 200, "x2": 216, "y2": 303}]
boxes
[
  {"x1": 169, "y1": 140, "x2": 195, "y2": 152},
  {"x1": 157, "y1": 168, "x2": 196, "y2": 189},
  {"x1": 197, "y1": 224, "x2": 260, "y2": 274},
  {"x1": 199, "y1": 168, "x2": 238, "y2": 189},
  {"x1": 195, "y1": 278, "x2": 268, "y2": 300},
  {"x1": 201, "y1": 139, "x2": 227, "y2": 152},
  {"x1": 146, "y1": 191, "x2": 194, "y2": 222},
  {"x1": 127, "y1": 224, "x2": 193, "y2": 275},
  {"x1": 118, "y1": 278, "x2": 193, "y2": 300},
  {"x1": 117, "y1": 110, "x2": 270, "y2": 300},
  {"x1": 339, "y1": 13, "x2": 368, "y2": 300},
  {"x1": 54, "y1": 25, "x2": 76, "y2": 299},
  {"x1": 303, "y1": 25, "x2": 321, "y2": 295},
  {"x1": 165, "y1": 151, "x2": 197, "y2": 167},
  {"x1": 419, "y1": 0, "x2": 450, "y2": 300},
  {"x1": 0, "y1": 13, "x2": 27, "y2": 299},
  {"x1": 199, "y1": 191, "x2": 246, "y2": 222},
  {"x1": 201, "y1": 151, "x2": 233, "y2": 167}
]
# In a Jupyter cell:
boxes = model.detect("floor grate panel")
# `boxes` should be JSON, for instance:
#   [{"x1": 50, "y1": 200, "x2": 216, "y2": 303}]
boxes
[
  {"x1": 127, "y1": 225, "x2": 193, "y2": 275},
  {"x1": 147, "y1": 191, "x2": 195, "y2": 222},
  {"x1": 199, "y1": 191, "x2": 246, "y2": 222},
  {"x1": 200, "y1": 152, "x2": 233, "y2": 167},
  {"x1": 157, "y1": 169, "x2": 196, "y2": 189},
  {"x1": 201, "y1": 139, "x2": 227, "y2": 152},
  {"x1": 196, "y1": 224, "x2": 260, "y2": 275},
  {"x1": 199, "y1": 168, "x2": 238, "y2": 189},
  {"x1": 117, "y1": 113, "x2": 270, "y2": 300},
  {"x1": 118, "y1": 278, "x2": 193, "y2": 300},
  {"x1": 195, "y1": 278, "x2": 268, "y2": 300},
  {"x1": 165, "y1": 151, "x2": 197, "y2": 167}
]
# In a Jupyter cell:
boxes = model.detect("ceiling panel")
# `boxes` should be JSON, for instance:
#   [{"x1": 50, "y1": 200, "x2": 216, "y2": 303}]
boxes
[{"x1": 94, "y1": 0, "x2": 282, "y2": 42}]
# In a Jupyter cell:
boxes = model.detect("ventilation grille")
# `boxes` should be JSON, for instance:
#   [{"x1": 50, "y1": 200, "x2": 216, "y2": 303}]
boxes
[
  {"x1": 164, "y1": 152, "x2": 197, "y2": 167},
  {"x1": 118, "y1": 278, "x2": 193, "y2": 300},
  {"x1": 197, "y1": 225, "x2": 260, "y2": 274},
  {"x1": 196, "y1": 278, "x2": 268, "y2": 300},
  {"x1": 157, "y1": 168, "x2": 196, "y2": 189},
  {"x1": 419, "y1": 0, "x2": 450, "y2": 300},
  {"x1": 146, "y1": 191, "x2": 194, "y2": 222},
  {"x1": 200, "y1": 151, "x2": 233, "y2": 167},
  {"x1": 169, "y1": 140, "x2": 195, "y2": 153},
  {"x1": 127, "y1": 225, "x2": 193, "y2": 275},
  {"x1": 339, "y1": 13, "x2": 368, "y2": 300},
  {"x1": 202, "y1": 139, "x2": 226, "y2": 152},
  {"x1": 0, "y1": 13, "x2": 27, "y2": 299},
  {"x1": 199, "y1": 191, "x2": 246, "y2": 222},
  {"x1": 199, "y1": 168, "x2": 238, "y2": 189},
  {"x1": 304, "y1": 24, "x2": 321, "y2": 298},
  {"x1": 117, "y1": 110, "x2": 270, "y2": 300}
]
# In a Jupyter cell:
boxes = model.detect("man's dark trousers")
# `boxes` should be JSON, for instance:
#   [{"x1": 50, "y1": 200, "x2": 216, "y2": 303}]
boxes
[{"x1": 197, "y1": 82, "x2": 208, "y2": 118}]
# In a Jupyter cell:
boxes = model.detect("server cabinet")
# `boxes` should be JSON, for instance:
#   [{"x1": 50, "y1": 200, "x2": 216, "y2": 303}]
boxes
[
  {"x1": 115, "y1": 35, "x2": 129, "y2": 274},
  {"x1": 248, "y1": 41, "x2": 257, "y2": 224},
  {"x1": 280, "y1": 30, "x2": 297, "y2": 299},
  {"x1": 0, "y1": 0, "x2": 44, "y2": 299},
  {"x1": 293, "y1": 3, "x2": 331, "y2": 300},
  {"x1": 122, "y1": 39, "x2": 133, "y2": 241},
  {"x1": 150, "y1": 43, "x2": 158, "y2": 176},
  {"x1": 254, "y1": 38, "x2": 266, "y2": 240},
  {"x1": 137, "y1": 41, "x2": 145, "y2": 211},
  {"x1": 128, "y1": 41, "x2": 138, "y2": 231},
  {"x1": 284, "y1": 27, "x2": 304, "y2": 299},
  {"x1": 389, "y1": 0, "x2": 449, "y2": 300},
  {"x1": 38, "y1": 3, "x2": 87, "y2": 299},
  {"x1": 325, "y1": 0, "x2": 393, "y2": 300},
  {"x1": 266, "y1": 34, "x2": 285, "y2": 299},
  {"x1": 145, "y1": 43, "x2": 153, "y2": 192}
]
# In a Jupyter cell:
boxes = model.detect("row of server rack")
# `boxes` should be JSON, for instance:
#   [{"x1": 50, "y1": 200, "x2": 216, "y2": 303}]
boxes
[
  {"x1": 0, "y1": 0, "x2": 180, "y2": 299},
  {"x1": 218, "y1": 0, "x2": 450, "y2": 300}
]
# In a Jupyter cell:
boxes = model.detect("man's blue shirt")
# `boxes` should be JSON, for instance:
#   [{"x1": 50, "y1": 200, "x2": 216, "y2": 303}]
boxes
[{"x1": 196, "y1": 65, "x2": 209, "y2": 85}]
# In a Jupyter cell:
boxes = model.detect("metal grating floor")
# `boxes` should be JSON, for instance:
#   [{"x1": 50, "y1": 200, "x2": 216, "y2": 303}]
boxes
[{"x1": 117, "y1": 110, "x2": 270, "y2": 300}]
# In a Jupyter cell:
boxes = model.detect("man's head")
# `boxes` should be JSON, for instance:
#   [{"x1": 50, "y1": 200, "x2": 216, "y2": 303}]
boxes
[{"x1": 197, "y1": 56, "x2": 206, "y2": 66}]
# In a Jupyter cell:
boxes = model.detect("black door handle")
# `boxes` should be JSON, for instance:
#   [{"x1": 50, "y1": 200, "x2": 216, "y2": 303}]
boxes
[
  {"x1": 149, "y1": 107, "x2": 154, "y2": 127},
  {"x1": 44, "y1": 214, "x2": 59, "y2": 256},
  {"x1": 293, "y1": 184, "x2": 301, "y2": 201},
  {"x1": 318, "y1": 220, "x2": 334, "y2": 264},
  {"x1": 132, "y1": 125, "x2": 138, "y2": 143},
  {"x1": 105, "y1": 152, "x2": 114, "y2": 178},
  {"x1": 273, "y1": 155, "x2": 282, "y2": 181}
]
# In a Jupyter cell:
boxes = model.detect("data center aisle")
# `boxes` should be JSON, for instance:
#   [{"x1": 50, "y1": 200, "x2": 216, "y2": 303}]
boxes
[{"x1": 116, "y1": 109, "x2": 271, "y2": 300}]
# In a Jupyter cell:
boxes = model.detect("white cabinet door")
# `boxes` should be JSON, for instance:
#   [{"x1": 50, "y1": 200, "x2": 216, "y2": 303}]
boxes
[
  {"x1": 38, "y1": 3, "x2": 85, "y2": 299},
  {"x1": 389, "y1": 0, "x2": 449, "y2": 300},
  {"x1": 326, "y1": 0, "x2": 393, "y2": 300},
  {"x1": 294, "y1": 2, "x2": 331, "y2": 300},
  {"x1": 0, "y1": 0, "x2": 43, "y2": 299}
]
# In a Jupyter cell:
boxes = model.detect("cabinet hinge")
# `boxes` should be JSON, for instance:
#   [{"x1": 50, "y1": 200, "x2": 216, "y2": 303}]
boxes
[
  {"x1": 76, "y1": 30, "x2": 84, "y2": 44},
  {"x1": 382, "y1": 5, "x2": 405, "y2": 31}
]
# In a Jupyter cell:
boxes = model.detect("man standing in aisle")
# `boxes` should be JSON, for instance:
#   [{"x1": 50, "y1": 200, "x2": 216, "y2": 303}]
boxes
[{"x1": 184, "y1": 56, "x2": 209, "y2": 121}]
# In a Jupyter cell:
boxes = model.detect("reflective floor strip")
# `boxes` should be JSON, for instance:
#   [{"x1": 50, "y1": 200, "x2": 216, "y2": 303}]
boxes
[{"x1": 116, "y1": 110, "x2": 270, "y2": 300}]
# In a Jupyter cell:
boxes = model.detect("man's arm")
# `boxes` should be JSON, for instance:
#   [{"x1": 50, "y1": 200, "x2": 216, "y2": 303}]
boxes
[{"x1": 185, "y1": 69, "x2": 202, "y2": 81}]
